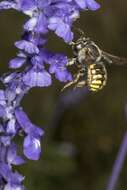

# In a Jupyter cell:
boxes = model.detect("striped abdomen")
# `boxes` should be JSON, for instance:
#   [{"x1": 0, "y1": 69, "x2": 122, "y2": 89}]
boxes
[{"x1": 87, "y1": 63, "x2": 107, "y2": 92}]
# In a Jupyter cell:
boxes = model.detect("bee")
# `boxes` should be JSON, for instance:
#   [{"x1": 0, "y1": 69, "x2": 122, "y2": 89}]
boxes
[{"x1": 62, "y1": 29, "x2": 127, "y2": 92}]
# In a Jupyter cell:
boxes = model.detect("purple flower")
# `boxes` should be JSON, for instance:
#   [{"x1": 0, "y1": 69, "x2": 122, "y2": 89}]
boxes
[
  {"x1": 48, "y1": 17, "x2": 74, "y2": 43},
  {"x1": 17, "y1": 0, "x2": 36, "y2": 11},
  {"x1": 23, "y1": 67, "x2": 52, "y2": 87},
  {"x1": 48, "y1": 53, "x2": 72, "y2": 82},
  {"x1": 15, "y1": 107, "x2": 44, "y2": 160},
  {"x1": 7, "y1": 143, "x2": 25, "y2": 165},
  {"x1": 15, "y1": 40, "x2": 39, "y2": 54},
  {"x1": 74, "y1": 0, "x2": 100, "y2": 10},
  {"x1": 9, "y1": 57, "x2": 26, "y2": 69},
  {"x1": 23, "y1": 135, "x2": 42, "y2": 160},
  {"x1": 0, "y1": 0, "x2": 100, "y2": 41},
  {"x1": 0, "y1": 1, "x2": 16, "y2": 10},
  {"x1": 0, "y1": 0, "x2": 101, "y2": 189},
  {"x1": 0, "y1": 162, "x2": 25, "y2": 190}
]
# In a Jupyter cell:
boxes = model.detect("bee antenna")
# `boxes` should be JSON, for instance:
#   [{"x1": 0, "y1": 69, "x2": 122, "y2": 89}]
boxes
[{"x1": 72, "y1": 27, "x2": 86, "y2": 38}]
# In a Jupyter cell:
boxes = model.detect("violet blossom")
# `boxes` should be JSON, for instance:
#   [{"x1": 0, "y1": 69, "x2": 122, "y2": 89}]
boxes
[{"x1": 0, "y1": 0, "x2": 100, "y2": 189}]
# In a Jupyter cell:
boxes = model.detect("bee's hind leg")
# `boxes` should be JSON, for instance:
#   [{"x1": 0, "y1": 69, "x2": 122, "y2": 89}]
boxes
[
  {"x1": 61, "y1": 81, "x2": 75, "y2": 92},
  {"x1": 75, "y1": 81, "x2": 86, "y2": 88},
  {"x1": 61, "y1": 75, "x2": 79, "y2": 92},
  {"x1": 61, "y1": 71, "x2": 83, "y2": 92}
]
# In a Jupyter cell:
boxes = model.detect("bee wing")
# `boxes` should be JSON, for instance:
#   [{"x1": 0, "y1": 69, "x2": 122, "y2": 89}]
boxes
[{"x1": 102, "y1": 51, "x2": 127, "y2": 66}]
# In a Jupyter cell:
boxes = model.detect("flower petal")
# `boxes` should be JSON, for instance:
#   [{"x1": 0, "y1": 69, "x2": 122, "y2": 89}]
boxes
[
  {"x1": 15, "y1": 107, "x2": 44, "y2": 137},
  {"x1": 23, "y1": 69, "x2": 52, "y2": 87},
  {"x1": 7, "y1": 143, "x2": 25, "y2": 165},
  {"x1": 86, "y1": 0, "x2": 100, "y2": 10},
  {"x1": 9, "y1": 57, "x2": 26, "y2": 69},
  {"x1": 15, "y1": 40, "x2": 39, "y2": 54},
  {"x1": 24, "y1": 17, "x2": 38, "y2": 31},
  {"x1": 23, "y1": 135, "x2": 41, "y2": 160},
  {"x1": 48, "y1": 17, "x2": 73, "y2": 42}
]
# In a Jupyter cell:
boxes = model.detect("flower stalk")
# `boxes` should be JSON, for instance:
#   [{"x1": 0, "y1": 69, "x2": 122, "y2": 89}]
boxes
[{"x1": 107, "y1": 132, "x2": 127, "y2": 190}]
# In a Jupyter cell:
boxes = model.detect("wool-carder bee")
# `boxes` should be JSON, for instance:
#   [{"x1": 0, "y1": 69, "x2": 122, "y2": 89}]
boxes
[{"x1": 62, "y1": 29, "x2": 127, "y2": 92}]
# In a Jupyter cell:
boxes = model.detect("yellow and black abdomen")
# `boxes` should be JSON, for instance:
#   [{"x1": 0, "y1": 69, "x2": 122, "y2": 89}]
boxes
[{"x1": 87, "y1": 63, "x2": 107, "y2": 92}]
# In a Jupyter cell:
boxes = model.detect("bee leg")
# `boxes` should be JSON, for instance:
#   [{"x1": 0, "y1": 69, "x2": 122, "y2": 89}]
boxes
[
  {"x1": 67, "y1": 58, "x2": 77, "y2": 66},
  {"x1": 61, "y1": 81, "x2": 75, "y2": 92},
  {"x1": 61, "y1": 72, "x2": 82, "y2": 92},
  {"x1": 75, "y1": 81, "x2": 86, "y2": 88}
]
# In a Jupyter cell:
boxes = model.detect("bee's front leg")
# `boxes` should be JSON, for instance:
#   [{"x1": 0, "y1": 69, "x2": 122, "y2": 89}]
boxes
[{"x1": 67, "y1": 58, "x2": 77, "y2": 66}]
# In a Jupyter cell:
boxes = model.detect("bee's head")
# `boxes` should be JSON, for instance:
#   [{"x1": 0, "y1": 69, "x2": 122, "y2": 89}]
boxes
[
  {"x1": 70, "y1": 37, "x2": 90, "y2": 55},
  {"x1": 70, "y1": 40, "x2": 83, "y2": 55}
]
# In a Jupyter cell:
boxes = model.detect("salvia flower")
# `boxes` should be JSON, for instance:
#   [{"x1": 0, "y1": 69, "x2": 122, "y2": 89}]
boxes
[{"x1": 0, "y1": 0, "x2": 100, "y2": 189}]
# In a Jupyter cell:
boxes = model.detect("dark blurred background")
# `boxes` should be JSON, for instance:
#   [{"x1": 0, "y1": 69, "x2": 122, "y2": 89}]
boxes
[{"x1": 0, "y1": 0, "x2": 127, "y2": 189}]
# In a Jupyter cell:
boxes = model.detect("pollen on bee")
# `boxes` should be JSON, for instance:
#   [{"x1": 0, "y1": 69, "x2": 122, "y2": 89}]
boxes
[
  {"x1": 91, "y1": 88, "x2": 98, "y2": 92},
  {"x1": 90, "y1": 84, "x2": 100, "y2": 89},
  {"x1": 92, "y1": 80, "x2": 102, "y2": 84}
]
